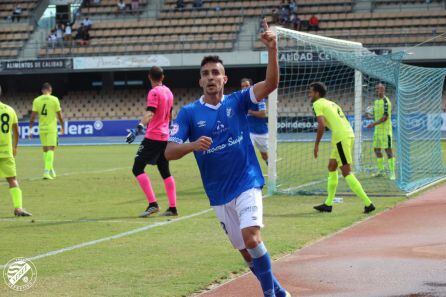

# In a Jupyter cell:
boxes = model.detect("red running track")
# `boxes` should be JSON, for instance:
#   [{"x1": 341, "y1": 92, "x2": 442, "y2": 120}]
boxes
[{"x1": 200, "y1": 184, "x2": 446, "y2": 297}]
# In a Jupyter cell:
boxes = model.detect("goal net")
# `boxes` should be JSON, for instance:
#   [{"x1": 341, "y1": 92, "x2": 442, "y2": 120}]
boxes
[{"x1": 267, "y1": 27, "x2": 446, "y2": 196}]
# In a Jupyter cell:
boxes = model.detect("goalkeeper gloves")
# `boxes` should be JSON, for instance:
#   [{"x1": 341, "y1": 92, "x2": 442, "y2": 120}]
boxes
[{"x1": 126, "y1": 123, "x2": 145, "y2": 144}]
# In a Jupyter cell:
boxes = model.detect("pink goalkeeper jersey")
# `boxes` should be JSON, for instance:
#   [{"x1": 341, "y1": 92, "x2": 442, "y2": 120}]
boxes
[{"x1": 145, "y1": 85, "x2": 174, "y2": 141}]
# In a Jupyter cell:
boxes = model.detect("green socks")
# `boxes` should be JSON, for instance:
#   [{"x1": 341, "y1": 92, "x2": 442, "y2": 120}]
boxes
[
  {"x1": 43, "y1": 152, "x2": 48, "y2": 170},
  {"x1": 10, "y1": 187, "x2": 22, "y2": 209},
  {"x1": 324, "y1": 171, "x2": 338, "y2": 206},
  {"x1": 388, "y1": 157, "x2": 395, "y2": 175},
  {"x1": 345, "y1": 174, "x2": 372, "y2": 207},
  {"x1": 377, "y1": 157, "x2": 384, "y2": 172},
  {"x1": 45, "y1": 151, "x2": 54, "y2": 171}
]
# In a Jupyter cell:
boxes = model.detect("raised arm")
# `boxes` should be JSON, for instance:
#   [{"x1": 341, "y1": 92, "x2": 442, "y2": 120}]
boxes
[{"x1": 253, "y1": 19, "x2": 279, "y2": 102}]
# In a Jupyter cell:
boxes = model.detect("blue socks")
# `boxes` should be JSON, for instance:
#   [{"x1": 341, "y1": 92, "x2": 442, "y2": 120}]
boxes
[
  {"x1": 247, "y1": 242, "x2": 285, "y2": 297},
  {"x1": 248, "y1": 262, "x2": 287, "y2": 297}
]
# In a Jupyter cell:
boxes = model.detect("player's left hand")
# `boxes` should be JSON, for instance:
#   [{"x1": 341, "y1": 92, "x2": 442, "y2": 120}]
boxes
[
  {"x1": 366, "y1": 123, "x2": 374, "y2": 129},
  {"x1": 260, "y1": 18, "x2": 277, "y2": 51},
  {"x1": 314, "y1": 144, "x2": 319, "y2": 159}
]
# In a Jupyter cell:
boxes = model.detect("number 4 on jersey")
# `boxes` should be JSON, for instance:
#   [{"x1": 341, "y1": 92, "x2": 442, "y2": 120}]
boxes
[{"x1": 41, "y1": 104, "x2": 48, "y2": 116}]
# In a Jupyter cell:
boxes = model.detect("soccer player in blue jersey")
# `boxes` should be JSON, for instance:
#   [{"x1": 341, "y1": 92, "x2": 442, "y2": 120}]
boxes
[
  {"x1": 241, "y1": 78, "x2": 269, "y2": 164},
  {"x1": 165, "y1": 20, "x2": 290, "y2": 297}
]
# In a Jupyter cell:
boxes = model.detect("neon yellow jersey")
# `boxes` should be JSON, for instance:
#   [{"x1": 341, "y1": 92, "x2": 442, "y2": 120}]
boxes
[
  {"x1": 312, "y1": 98, "x2": 354, "y2": 144},
  {"x1": 32, "y1": 95, "x2": 61, "y2": 133},
  {"x1": 0, "y1": 102, "x2": 18, "y2": 158},
  {"x1": 374, "y1": 96, "x2": 392, "y2": 135}
]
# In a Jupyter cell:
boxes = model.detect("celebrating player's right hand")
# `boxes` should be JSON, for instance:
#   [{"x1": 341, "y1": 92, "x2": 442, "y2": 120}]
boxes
[
  {"x1": 260, "y1": 19, "x2": 277, "y2": 51},
  {"x1": 193, "y1": 136, "x2": 212, "y2": 151}
]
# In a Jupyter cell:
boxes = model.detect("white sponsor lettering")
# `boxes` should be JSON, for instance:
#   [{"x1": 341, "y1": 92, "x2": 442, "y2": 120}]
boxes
[{"x1": 19, "y1": 121, "x2": 96, "y2": 139}]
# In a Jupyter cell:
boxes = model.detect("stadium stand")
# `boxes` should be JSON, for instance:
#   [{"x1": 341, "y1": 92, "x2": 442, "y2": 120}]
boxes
[
  {"x1": 38, "y1": 17, "x2": 240, "y2": 57},
  {"x1": 3, "y1": 85, "x2": 386, "y2": 120},
  {"x1": 160, "y1": 0, "x2": 353, "y2": 18},
  {"x1": 256, "y1": 10, "x2": 446, "y2": 49},
  {"x1": 0, "y1": 0, "x2": 39, "y2": 21},
  {"x1": 34, "y1": 0, "x2": 445, "y2": 57},
  {"x1": 79, "y1": 0, "x2": 149, "y2": 17},
  {"x1": 1, "y1": 88, "x2": 203, "y2": 121},
  {"x1": 0, "y1": 0, "x2": 38, "y2": 59}
]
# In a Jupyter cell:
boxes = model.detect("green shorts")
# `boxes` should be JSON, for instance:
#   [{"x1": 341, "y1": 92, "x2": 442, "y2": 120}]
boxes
[
  {"x1": 40, "y1": 131, "x2": 58, "y2": 147},
  {"x1": 330, "y1": 137, "x2": 354, "y2": 167},
  {"x1": 0, "y1": 157, "x2": 17, "y2": 178},
  {"x1": 373, "y1": 132, "x2": 392, "y2": 149}
]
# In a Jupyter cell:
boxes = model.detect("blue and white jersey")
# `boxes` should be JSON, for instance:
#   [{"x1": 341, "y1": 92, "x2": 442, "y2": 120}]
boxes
[
  {"x1": 169, "y1": 87, "x2": 265, "y2": 206},
  {"x1": 247, "y1": 98, "x2": 268, "y2": 135}
]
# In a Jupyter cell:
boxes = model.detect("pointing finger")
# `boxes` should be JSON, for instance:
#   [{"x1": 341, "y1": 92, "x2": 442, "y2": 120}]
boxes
[{"x1": 262, "y1": 18, "x2": 269, "y2": 31}]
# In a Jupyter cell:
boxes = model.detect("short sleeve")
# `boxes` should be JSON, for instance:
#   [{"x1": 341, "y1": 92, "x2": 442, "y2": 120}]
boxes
[
  {"x1": 147, "y1": 89, "x2": 159, "y2": 109},
  {"x1": 32, "y1": 99, "x2": 38, "y2": 112},
  {"x1": 313, "y1": 101, "x2": 324, "y2": 117},
  {"x1": 237, "y1": 87, "x2": 259, "y2": 113},
  {"x1": 55, "y1": 97, "x2": 61, "y2": 112},
  {"x1": 168, "y1": 107, "x2": 190, "y2": 144}
]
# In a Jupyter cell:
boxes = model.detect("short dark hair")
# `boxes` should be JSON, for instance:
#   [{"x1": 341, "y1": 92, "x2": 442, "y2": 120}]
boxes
[
  {"x1": 200, "y1": 55, "x2": 223, "y2": 68},
  {"x1": 42, "y1": 82, "x2": 52, "y2": 91},
  {"x1": 309, "y1": 82, "x2": 327, "y2": 97},
  {"x1": 149, "y1": 66, "x2": 164, "y2": 81},
  {"x1": 240, "y1": 78, "x2": 253, "y2": 85}
]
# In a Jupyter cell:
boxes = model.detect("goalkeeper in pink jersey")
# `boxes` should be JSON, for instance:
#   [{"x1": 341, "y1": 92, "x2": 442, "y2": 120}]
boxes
[{"x1": 126, "y1": 66, "x2": 178, "y2": 217}]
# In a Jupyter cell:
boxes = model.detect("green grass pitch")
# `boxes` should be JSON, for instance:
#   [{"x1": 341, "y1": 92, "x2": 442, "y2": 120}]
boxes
[{"x1": 0, "y1": 142, "x2": 443, "y2": 296}]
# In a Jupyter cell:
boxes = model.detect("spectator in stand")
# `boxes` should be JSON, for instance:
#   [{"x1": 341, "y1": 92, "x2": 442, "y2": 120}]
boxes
[
  {"x1": 82, "y1": 17, "x2": 93, "y2": 30},
  {"x1": 308, "y1": 15, "x2": 320, "y2": 31},
  {"x1": 116, "y1": 0, "x2": 128, "y2": 15},
  {"x1": 193, "y1": 0, "x2": 203, "y2": 10},
  {"x1": 56, "y1": 23, "x2": 64, "y2": 46},
  {"x1": 48, "y1": 30, "x2": 57, "y2": 49},
  {"x1": 64, "y1": 22, "x2": 72, "y2": 42},
  {"x1": 288, "y1": 0, "x2": 298, "y2": 14},
  {"x1": 93, "y1": 0, "x2": 101, "y2": 4},
  {"x1": 75, "y1": 24, "x2": 90, "y2": 46},
  {"x1": 11, "y1": 4, "x2": 22, "y2": 22},
  {"x1": 290, "y1": 12, "x2": 300, "y2": 30},
  {"x1": 279, "y1": 6, "x2": 290, "y2": 25},
  {"x1": 175, "y1": 0, "x2": 185, "y2": 11}
]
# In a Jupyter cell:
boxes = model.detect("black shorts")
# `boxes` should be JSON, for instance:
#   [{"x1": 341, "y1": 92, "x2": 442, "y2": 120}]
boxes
[{"x1": 135, "y1": 138, "x2": 168, "y2": 165}]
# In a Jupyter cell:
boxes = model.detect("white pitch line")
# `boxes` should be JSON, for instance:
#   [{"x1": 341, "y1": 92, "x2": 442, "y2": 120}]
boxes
[
  {"x1": 0, "y1": 194, "x2": 272, "y2": 268},
  {"x1": 0, "y1": 208, "x2": 213, "y2": 269},
  {"x1": 26, "y1": 166, "x2": 129, "y2": 181}
]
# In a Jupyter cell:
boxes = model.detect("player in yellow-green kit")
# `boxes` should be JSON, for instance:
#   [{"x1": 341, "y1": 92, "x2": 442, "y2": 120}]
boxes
[
  {"x1": 0, "y1": 85, "x2": 32, "y2": 216},
  {"x1": 310, "y1": 82, "x2": 375, "y2": 214},
  {"x1": 29, "y1": 83, "x2": 65, "y2": 180},
  {"x1": 366, "y1": 83, "x2": 395, "y2": 180}
]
